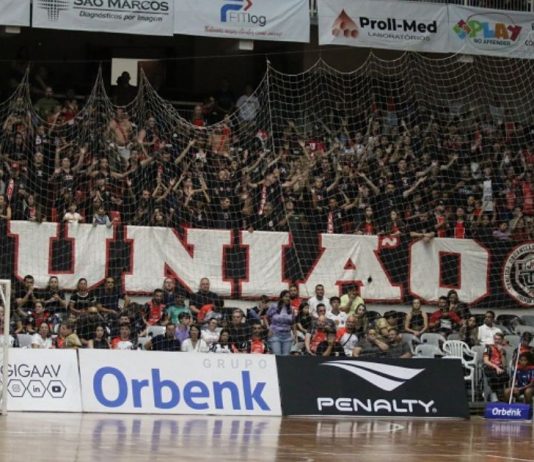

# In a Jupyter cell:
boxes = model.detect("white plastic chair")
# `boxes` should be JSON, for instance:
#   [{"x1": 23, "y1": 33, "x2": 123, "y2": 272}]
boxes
[
  {"x1": 414, "y1": 344, "x2": 443, "y2": 358},
  {"x1": 447, "y1": 333, "x2": 461, "y2": 341},
  {"x1": 514, "y1": 325, "x2": 534, "y2": 336},
  {"x1": 421, "y1": 333, "x2": 447, "y2": 347},
  {"x1": 521, "y1": 315, "x2": 534, "y2": 327},
  {"x1": 443, "y1": 340, "x2": 478, "y2": 402},
  {"x1": 17, "y1": 334, "x2": 33, "y2": 349},
  {"x1": 504, "y1": 334, "x2": 520, "y2": 349},
  {"x1": 137, "y1": 336, "x2": 149, "y2": 350},
  {"x1": 400, "y1": 333, "x2": 421, "y2": 354},
  {"x1": 147, "y1": 326, "x2": 165, "y2": 338},
  {"x1": 494, "y1": 324, "x2": 511, "y2": 335}
]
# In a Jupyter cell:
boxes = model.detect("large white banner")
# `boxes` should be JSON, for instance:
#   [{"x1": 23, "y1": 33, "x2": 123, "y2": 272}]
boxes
[
  {"x1": 449, "y1": 5, "x2": 534, "y2": 59},
  {"x1": 318, "y1": 0, "x2": 449, "y2": 52},
  {"x1": 79, "y1": 350, "x2": 282, "y2": 416},
  {"x1": 32, "y1": 0, "x2": 174, "y2": 36},
  {"x1": 0, "y1": 349, "x2": 82, "y2": 412},
  {"x1": 174, "y1": 0, "x2": 310, "y2": 43},
  {"x1": 7, "y1": 222, "x2": 493, "y2": 302},
  {"x1": 0, "y1": 0, "x2": 30, "y2": 26}
]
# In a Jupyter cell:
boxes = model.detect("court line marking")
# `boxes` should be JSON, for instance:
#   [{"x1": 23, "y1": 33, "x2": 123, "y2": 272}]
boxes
[
  {"x1": 288, "y1": 453, "x2": 534, "y2": 461},
  {"x1": 483, "y1": 456, "x2": 534, "y2": 462}
]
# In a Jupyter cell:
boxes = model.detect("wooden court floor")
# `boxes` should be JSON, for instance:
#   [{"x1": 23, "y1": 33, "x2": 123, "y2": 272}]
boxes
[{"x1": 0, "y1": 413, "x2": 532, "y2": 462}]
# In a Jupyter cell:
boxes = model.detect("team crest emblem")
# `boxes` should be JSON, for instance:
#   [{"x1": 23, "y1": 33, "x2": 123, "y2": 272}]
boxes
[{"x1": 504, "y1": 243, "x2": 534, "y2": 305}]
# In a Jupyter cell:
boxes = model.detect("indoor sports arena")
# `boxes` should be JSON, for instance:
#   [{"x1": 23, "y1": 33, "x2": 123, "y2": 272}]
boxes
[{"x1": 0, "y1": 0, "x2": 533, "y2": 460}]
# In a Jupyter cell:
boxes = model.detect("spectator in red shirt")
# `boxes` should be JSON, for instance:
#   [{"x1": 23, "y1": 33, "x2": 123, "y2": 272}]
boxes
[
  {"x1": 429, "y1": 296, "x2": 462, "y2": 336},
  {"x1": 143, "y1": 289, "x2": 166, "y2": 327},
  {"x1": 289, "y1": 284, "x2": 302, "y2": 314},
  {"x1": 451, "y1": 207, "x2": 470, "y2": 238},
  {"x1": 244, "y1": 322, "x2": 270, "y2": 354},
  {"x1": 483, "y1": 332, "x2": 509, "y2": 402},
  {"x1": 316, "y1": 328, "x2": 346, "y2": 357},
  {"x1": 304, "y1": 315, "x2": 328, "y2": 356}
]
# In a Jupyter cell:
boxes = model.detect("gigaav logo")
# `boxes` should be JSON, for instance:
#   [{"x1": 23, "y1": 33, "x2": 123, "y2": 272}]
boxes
[
  {"x1": 220, "y1": 0, "x2": 266, "y2": 27},
  {"x1": 453, "y1": 14, "x2": 522, "y2": 44}
]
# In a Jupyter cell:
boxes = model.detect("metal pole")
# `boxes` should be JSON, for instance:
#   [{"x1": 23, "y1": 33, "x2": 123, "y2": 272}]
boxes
[{"x1": 0, "y1": 280, "x2": 11, "y2": 415}]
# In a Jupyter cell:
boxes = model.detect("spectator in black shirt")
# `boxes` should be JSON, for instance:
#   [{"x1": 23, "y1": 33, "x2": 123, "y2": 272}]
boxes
[
  {"x1": 212, "y1": 197, "x2": 238, "y2": 229},
  {"x1": 227, "y1": 308, "x2": 251, "y2": 351},
  {"x1": 316, "y1": 328, "x2": 346, "y2": 357},
  {"x1": 40, "y1": 276, "x2": 67, "y2": 318},
  {"x1": 69, "y1": 278, "x2": 97, "y2": 316},
  {"x1": 145, "y1": 323, "x2": 181, "y2": 351},
  {"x1": 95, "y1": 277, "x2": 126, "y2": 319},
  {"x1": 76, "y1": 306, "x2": 105, "y2": 347},
  {"x1": 189, "y1": 278, "x2": 223, "y2": 318},
  {"x1": 409, "y1": 209, "x2": 436, "y2": 241},
  {"x1": 162, "y1": 277, "x2": 186, "y2": 306},
  {"x1": 15, "y1": 274, "x2": 38, "y2": 312}
]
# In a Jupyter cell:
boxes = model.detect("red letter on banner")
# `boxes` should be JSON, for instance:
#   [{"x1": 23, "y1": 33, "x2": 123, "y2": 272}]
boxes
[
  {"x1": 409, "y1": 238, "x2": 489, "y2": 304},
  {"x1": 299, "y1": 234, "x2": 402, "y2": 301}
]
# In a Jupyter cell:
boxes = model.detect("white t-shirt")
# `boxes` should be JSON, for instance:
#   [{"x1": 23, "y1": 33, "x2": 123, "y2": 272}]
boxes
[
  {"x1": 211, "y1": 344, "x2": 233, "y2": 354},
  {"x1": 327, "y1": 311, "x2": 348, "y2": 329},
  {"x1": 338, "y1": 330, "x2": 359, "y2": 357},
  {"x1": 63, "y1": 212, "x2": 83, "y2": 223},
  {"x1": 482, "y1": 179, "x2": 494, "y2": 212},
  {"x1": 112, "y1": 339, "x2": 134, "y2": 350},
  {"x1": 31, "y1": 334, "x2": 53, "y2": 349},
  {"x1": 201, "y1": 328, "x2": 221, "y2": 347},
  {"x1": 181, "y1": 338, "x2": 209, "y2": 353},
  {"x1": 478, "y1": 324, "x2": 502, "y2": 346},
  {"x1": 308, "y1": 296, "x2": 332, "y2": 318}
]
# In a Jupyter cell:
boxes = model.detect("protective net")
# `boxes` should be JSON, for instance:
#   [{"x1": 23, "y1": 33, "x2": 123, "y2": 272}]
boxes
[{"x1": 0, "y1": 53, "x2": 533, "y2": 328}]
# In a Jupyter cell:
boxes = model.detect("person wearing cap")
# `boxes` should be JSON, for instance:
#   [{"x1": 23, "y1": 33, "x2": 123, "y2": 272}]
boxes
[
  {"x1": 316, "y1": 327, "x2": 346, "y2": 357},
  {"x1": 175, "y1": 312, "x2": 192, "y2": 344}
]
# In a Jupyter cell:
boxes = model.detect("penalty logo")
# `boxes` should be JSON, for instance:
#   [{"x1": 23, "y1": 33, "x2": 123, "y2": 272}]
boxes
[{"x1": 320, "y1": 361, "x2": 424, "y2": 391}]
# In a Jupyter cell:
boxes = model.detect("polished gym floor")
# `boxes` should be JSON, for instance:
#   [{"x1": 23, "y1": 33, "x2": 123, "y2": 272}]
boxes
[{"x1": 0, "y1": 413, "x2": 532, "y2": 461}]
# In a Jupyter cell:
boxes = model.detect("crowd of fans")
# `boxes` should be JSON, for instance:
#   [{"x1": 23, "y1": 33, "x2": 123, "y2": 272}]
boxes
[
  {"x1": 0, "y1": 71, "x2": 533, "y2": 245},
  {"x1": 0, "y1": 70, "x2": 533, "y2": 404}
]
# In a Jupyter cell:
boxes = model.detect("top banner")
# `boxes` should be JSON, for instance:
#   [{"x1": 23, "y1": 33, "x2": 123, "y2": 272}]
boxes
[
  {"x1": 318, "y1": 0, "x2": 449, "y2": 53},
  {"x1": 318, "y1": 0, "x2": 534, "y2": 59},
  {"x1": 174, "y1": 0, "x2": 310, "y2": 43},
  {"x1": 0, "y1": 0, "x2": 30, "y2": 26},
  {"x1": 32, "y1": 0, "x2": 174, "y2": 36},
  {"x1": 449, "y1": 5, "x2": 534, "y2": 59}
]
